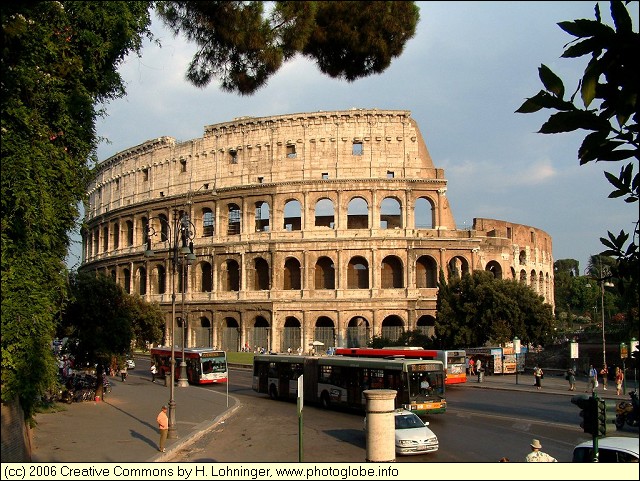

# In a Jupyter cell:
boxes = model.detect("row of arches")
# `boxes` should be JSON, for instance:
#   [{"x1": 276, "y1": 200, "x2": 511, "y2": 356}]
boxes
[
  {"x1": 112, "y1": 254, "x2": 471, "y2": 296},
  {"x1": 108, "y1": 256, "x2": 551, "y2": 301},
  {"x1": 170, "y1": 313, "x2": 437, "y2": 353},
  {"x1": 85, "y1": 195, "x2": 439, "y2": 259}
]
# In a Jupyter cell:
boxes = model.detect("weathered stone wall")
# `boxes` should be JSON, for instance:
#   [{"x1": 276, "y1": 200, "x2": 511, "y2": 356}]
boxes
[
  {"x1": 81, "y1": 109, "x2": 554, "y2": 352},
  {"x1": 1, "y1": 398, "x2": 31, "y2": 462}
]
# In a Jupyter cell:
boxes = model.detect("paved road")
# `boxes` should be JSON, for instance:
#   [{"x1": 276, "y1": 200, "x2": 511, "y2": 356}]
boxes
[{"x1": 29, "y1": 362, "x2": 637, "y2": 463}]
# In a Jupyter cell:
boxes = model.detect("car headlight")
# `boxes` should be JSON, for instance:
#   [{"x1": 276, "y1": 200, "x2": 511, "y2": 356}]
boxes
[
  {"x1": 397, "y1": 440, "x2": 414, "y2": 446},
  {"x1": 427, "y1": 437, "x2": 437, "y2": 444}
]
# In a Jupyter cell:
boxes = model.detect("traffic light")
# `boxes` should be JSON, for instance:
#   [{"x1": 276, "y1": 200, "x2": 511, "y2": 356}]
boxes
[
  {"x1": 571, "y1": 394, "x2": 597, "y2": 435},
  {"x1": 598, "y1": 399, "x2": 618, "y2": 436},
  {"x1": 596, "y1": 398, "x2": 607, "y2": 436}
]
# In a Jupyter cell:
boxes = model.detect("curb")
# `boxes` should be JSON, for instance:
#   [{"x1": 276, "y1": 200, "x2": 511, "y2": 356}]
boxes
[{"x1": 151, "y1": 402, "x2": 243, "y2": 462}]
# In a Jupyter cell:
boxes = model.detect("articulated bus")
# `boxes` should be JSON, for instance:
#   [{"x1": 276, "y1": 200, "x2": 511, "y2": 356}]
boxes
[
  {"x1": 252, "y1": 354, "x2": 446, "y2": 416},
  {"x1": 333, "y1": 347, "x2": 468, "y2": 385},
  {"x1": 150, "y1": 347, "x2": 228, "y2": 384}
]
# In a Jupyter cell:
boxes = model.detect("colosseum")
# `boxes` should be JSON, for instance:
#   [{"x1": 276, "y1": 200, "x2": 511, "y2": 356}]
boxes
[{"x1": 80, "y1": 108, "x2": 554, "y2": 353}]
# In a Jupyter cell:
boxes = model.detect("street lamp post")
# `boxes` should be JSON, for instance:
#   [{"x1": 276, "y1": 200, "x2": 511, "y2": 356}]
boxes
[
  {"x1": 177, "y1": 215, "x2": 196, "y2": 387},
  {"x1": 145, "y1": 207, "x2": 196, "y2": 438},
  {"x1": 513, "y1": 336, "x2": 521, "y2": 385},
  {"x1": 585, "y1": 261, "x2": 614, "y2": 372}
]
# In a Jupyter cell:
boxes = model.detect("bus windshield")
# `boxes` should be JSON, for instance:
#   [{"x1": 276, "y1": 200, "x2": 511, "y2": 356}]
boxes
[{"x1": 408, "y1": 365, "x2": 444, "y2": 400}]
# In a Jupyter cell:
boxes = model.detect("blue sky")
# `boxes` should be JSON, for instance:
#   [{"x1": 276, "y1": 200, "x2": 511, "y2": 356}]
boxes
[{"x1": 67, "y1": 1, "x2": 637, "y2": 274}]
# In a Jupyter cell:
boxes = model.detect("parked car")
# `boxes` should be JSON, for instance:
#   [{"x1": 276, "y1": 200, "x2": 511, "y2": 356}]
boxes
[
  {"x1": 126, "y1": 358, "x2": 135, "y2": 369},
  {"x1": 364, "y1": 408, "x2": 439, "y2": 455},
  {"x1": 572, "y1": 436, "x2": 639, "y2": 462}
]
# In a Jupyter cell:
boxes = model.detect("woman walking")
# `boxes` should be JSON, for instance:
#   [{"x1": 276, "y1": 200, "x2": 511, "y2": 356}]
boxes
[
  {"x1": 566, "y1": 367, "x2": 576, "y2": 391},
  {"x1": 533, "y1": 365, "x2": 543, "y2": 390},
  {"x1": 615, "y1": 367, "x2": 624, "y2": 395}
]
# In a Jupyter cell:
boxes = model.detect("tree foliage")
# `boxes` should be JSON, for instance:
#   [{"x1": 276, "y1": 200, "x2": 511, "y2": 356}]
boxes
[
  {"x1": 1, "y1": 1, "x2": 152, "y2": 419},
  {"x1": 516, "y1": 1, "x2": 639, "y2": 300},
  {"x1": 59, "y1": 272, "x2": 164, "y2": 365},
  {"x1": 2, "y1": 1, "x2": 418, "y2": 419},
  {"x1": 155, "y1": 1, "x2": 420, "y2": 94},
  {"x1": 436, "y1": 271, "x2": 555, "y2": 348}
]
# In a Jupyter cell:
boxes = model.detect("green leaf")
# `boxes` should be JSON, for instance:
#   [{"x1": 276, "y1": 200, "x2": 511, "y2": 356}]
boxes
[
  {"x1": 538, "y1": 64, "x2": 565, "y2": 98},
  {"x1": 610, "y1": 0, "x2": 632, "y2": 34},
  {"x1": 539, "y1": 110, "x2": 607, "y2": 134}
]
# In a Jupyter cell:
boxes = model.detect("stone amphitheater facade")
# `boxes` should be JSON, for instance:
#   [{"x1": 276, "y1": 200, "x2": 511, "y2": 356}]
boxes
[{"x1": 80, "y1": 109, "x2": 554, "y2": 353}]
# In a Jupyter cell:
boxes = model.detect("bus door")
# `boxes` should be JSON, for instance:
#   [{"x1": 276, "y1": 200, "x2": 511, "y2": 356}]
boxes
[
  {"x1": 346, "y1": 366, "x2": 361, "y2": 407},
  {"x1": 278, "y1": 364, "x2": 292, "y2": 399}
]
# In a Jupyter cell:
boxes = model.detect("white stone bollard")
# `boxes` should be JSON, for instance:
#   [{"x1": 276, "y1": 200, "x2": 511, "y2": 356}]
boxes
[{"x1": 363, "y1": 389, "x2": 397, "y2": 462}]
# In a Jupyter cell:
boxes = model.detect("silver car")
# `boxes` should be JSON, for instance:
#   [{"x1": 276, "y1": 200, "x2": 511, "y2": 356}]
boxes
[{"x1": 365, "y1": 408, "x2": 439, "y2": 456}]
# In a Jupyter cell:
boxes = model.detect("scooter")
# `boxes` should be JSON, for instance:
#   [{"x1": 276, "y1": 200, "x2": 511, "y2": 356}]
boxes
[{"x1": 615, "y1": 389, "x2": 639, "y2": 429}]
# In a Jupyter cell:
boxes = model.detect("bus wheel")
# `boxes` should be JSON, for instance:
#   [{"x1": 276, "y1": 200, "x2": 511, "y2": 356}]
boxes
[
  {"x1": 321, "y1": 391, "x2": 331, "y2": 409},
  {"x1": 269, "y1": 384, "x2": 278, "y2": 399}
]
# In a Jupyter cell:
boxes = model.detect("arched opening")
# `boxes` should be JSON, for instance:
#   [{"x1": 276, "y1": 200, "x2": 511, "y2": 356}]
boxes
[
  {"x1": 284, "y1": 257, "x2": 301, "y2": 290},
  {"x1": 416, "y1": 255, "x2": 438, "y2": 288},
  {"x1": 221, "y1": 317, "x2": 240, "y2": 352},
  {"x1": 380, "y1": 197, "x2": 402, "y2": 229},
  {"x1": 194, "y1": 317, "x2": 212, "y2": 348},
  {"x1": 202, "y1": 208, "x2": 214, "y2": 237},
  {"x1": 347, "y1": 197, "x2": 368, "y2": 229},
  {"x1": 283, "y1": 199, "x2": 302, "y2": 231},
  {"x1": 414, "y1": 197, "x2": 435, "y2": 228},
  {"x1": 200, "y1": 262, "x2": 213, "y2": 292},
  {"x1": 346, "y1": 316, "x2": 370, "y2": 347},
  {"x1": 381, "y1": 255, "x2": 403, "y2": 288},
  {"x1": 314, "y1": 317, "x2": 335, "y2": 350},
  {"x1": 224, "y1": 259, "x2": 240, "y2": 291},
  {"x1": 347, "y1": 256, "x2": 369, "y2": 289},
  {"x1": 381, "y1": 316, "x2": 404, "y2": 342},
  {"x1": 315, "y1": 198, "x2": 335, "y2": 228},
  {"x1": 486, "y1": 260, "x2": 503, "y2": 279},
  {"x1": 281, "y1": 317, "x2": 302, "y2": 353},
  {"x1": 228, "y1": 203, "x2": 241, "y2": 235},
  {"x1": 255, "y1": 201, "x2": 270, "y2": 232},
  {"x1": 315, "y1": 256, "x2": 335, "y2": 289},
  {"x1": 416, "y1": 315, "x2": 436, "y2": 338},
  {"x1": 253, "y1": 257, "x2": 270, "y2": 290},
  {"x1": 447, "y1": 256, "x2": 469, "y2": 280}
]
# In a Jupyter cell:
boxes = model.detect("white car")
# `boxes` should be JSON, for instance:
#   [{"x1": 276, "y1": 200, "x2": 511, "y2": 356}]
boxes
[
  {"x1": 572, "y1": 436, "x2": 639, "y2": 462},
  {"x1": 126, "y1": 358, "x2": 135, "y2": 369},
  {"x1": 365, "y1": 408, "x2": 439, "y2": 456}
]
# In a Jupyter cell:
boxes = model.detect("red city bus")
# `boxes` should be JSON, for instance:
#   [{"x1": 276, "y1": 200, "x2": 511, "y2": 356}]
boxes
[
  {"x1": 334, "y1": 347, "x2": 467, "y2": 385},
  {"x1": 150, "y1": 347, "x2": 228, "y2": 384}
]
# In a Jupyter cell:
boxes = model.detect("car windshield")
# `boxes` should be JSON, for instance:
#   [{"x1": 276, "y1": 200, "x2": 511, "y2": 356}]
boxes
[{"x1": 395, "y1": 414, "x2": 425, "y2": 430}]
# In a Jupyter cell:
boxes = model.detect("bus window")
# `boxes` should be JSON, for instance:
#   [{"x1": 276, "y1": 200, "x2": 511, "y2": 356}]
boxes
[{"x1": 202, "y1": 361, "x2": 213, "y2": 374}]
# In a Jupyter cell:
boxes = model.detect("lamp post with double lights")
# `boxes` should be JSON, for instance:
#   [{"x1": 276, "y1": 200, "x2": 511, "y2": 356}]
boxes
[
  {"x1": 584, "y1": 262, "x2": 614, "y2": 371},
  {"x1": 144, "y1": 208, "x2": 196, "y2": 438},
  {"x1": 177, "y1": 215, "x2": 196, "y2": 388}
]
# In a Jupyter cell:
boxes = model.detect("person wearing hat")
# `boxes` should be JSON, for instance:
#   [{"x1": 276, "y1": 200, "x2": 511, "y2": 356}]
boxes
[
  {"x1": 157, "y1": 405, "x2": 169, "y2": 453},
  {"x1": 525, "y1": 438, "x2": 557, "y2": 462}
]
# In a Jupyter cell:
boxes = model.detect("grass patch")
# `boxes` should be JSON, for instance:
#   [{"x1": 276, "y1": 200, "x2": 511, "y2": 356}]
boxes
[
  {"x1": 35, "y1": 401, "x2": 68, "y2": 415},
  {"x1": 227, "y1": 351, "x2": 254, "y2": 365}
]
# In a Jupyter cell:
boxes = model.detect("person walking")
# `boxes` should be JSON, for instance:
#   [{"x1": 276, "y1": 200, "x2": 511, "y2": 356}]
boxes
[
  {"x1": 156, "y1": 405, "x2": 168, "y2": 453},
  {"x1": 525, "y1": 439, "x2": 557, "y2": 462},
  {"x1": 615, "y1": 367, "x2": 624, "y2": 396},
  {"x1": 566, "y1": 367, "x2": 576, "y2": 391},
  {"x1": 587, "y1": 364, "x2": 598, "y2": 393},
  {"x1": 600, "y1": 364, "x2": 609, "y2": 391},
  {"x1": 468, "y1": 358, "x2": 475, "y2": 375},
  {"x1": 150, "y1": 363, "x2": 157, "y2": 383},
  {"x1": 533, "y1": 365, "x2": 543, "y2": 390},
  {"x1": 120, "y1": 364, "x2": 128, "y2": 382}
]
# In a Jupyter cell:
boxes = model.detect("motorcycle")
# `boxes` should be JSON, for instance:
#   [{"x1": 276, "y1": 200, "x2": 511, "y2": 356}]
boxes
[{"x1": 615, "y1": 389, "x2": 639, "y2": 429}]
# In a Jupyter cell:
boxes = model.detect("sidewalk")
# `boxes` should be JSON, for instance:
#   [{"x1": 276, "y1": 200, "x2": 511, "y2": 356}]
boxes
[
  {"x1": 30, "y1": 362, "x2": 240, "y2": 463},
  {"x1": 463, "y1": 370, "x2": 634, "y2": 401},
  {"x1": 29, "y1": 362, "x2": 634, "y2": 463}
]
